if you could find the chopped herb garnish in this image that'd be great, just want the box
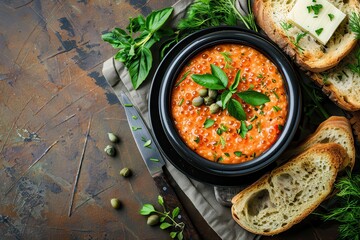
[150,158,159,162]
[307,4,323,15]
[220,52,233,64]
[124,103,133,107]
[216,128,223,135]
[204,118,215,128]
[224,152,230,157]
[272,90,280,99]
[194,136,200,143]
[328,13,334,21]
[278,124,284,131]
[273,105,282,112]
[251,152,256,158]
[178,98,184,106]
[220,136,226,148]
[315,28,323,36]
[256,121,262,133]
[348,48,360,76]
[132,126,142,131]
[175,70,191,87]
[238,120,249,139]
[257,73,264,79]
[234,151,242,157]
[280,21,293,31]
[143,139,152,148]
[250,115,258,122]
[217,157,223,162]
[132,115,138,120]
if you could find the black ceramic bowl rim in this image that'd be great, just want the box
[157,28,301,177]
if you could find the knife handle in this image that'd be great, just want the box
[153,171,202,240]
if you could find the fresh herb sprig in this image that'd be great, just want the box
[349,12,360,39]
[191,64,270,121]
[177,0,257,35]
[140,195,185,240]
[316,172,360,240]
[102,8,174,89]
[348,48,360,76]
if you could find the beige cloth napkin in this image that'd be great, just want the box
[102,1,256,239]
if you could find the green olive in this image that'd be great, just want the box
[204,96,215,106]
[147,214,160,226]
[192,96,204,107]
[208,89,218,99]
[120,167,132,178]
[110,198,121,209]
[198,88,208,97]
[104,145,116,156]
[209,103,221,114]
[108,133,119,143]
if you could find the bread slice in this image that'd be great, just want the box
[288,116,355,170]
[310,44,360,111]
[231,143,346,236]
[253,0,360,72]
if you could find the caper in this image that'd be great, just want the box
[108,133,119,143]
[208,89,218,99]
[104,145,116,156]
[110,198,121,209]
[192,96,204,107]
[147,214,160,226]
[204,96,215,106]
[120,167,132,177]
[209,103,221,114]
[198,88,208,97]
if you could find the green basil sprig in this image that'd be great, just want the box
[102,7,174,89]
[191,64,270,121]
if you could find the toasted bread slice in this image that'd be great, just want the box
[290,116,355,170]
[253,0,359,72]
[310,44,360,111]
[231,143,346,236]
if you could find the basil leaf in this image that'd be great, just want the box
[127,15,146,33]
[230,70,241,92]
[234,151,242,157]
[191,74,226,90]
[102,28,132,48]
[204,118,215,128]
[128,47,153,89]
[221,90,232,109]
[227,99,246,121]
[210,64,228,88]
[237,90,270,106]
[146,7,173,32]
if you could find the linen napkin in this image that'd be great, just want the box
[102,0,256,239]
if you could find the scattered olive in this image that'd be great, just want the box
[192,96,204,107]
[198,88,208,97]
[208,89,218,99]
[104,145,116,156]
[204,96,215,106]
[120,167,132,177]
[110,198,121,209]
[209,103,221,114]
[147,214,160,226]
[108,133,119,143]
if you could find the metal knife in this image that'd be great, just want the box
[119,91,201,240]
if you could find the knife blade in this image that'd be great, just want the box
[119,91,201,240]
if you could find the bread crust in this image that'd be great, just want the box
[231,143,346,235]
[253,0,359,73]
[295,116,355,170]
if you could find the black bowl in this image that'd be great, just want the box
[149,27,301,186]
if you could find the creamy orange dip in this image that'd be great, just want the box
[171,44,288,164]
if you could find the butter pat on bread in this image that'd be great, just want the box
[287,0,346,45]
